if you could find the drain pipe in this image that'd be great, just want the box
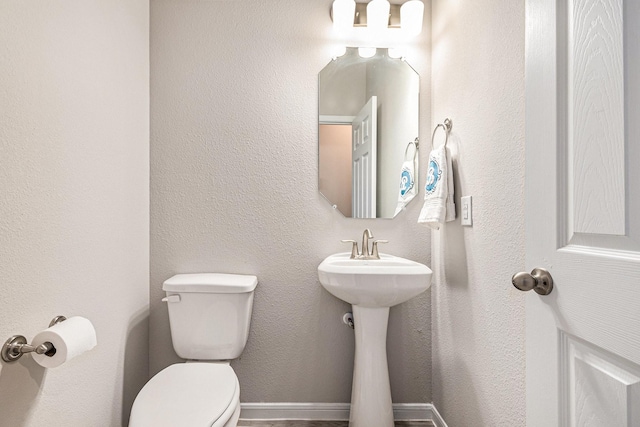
[342,312,354,329]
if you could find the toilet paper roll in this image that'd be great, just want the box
[31,316,97,368]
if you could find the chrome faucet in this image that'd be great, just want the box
[341,229,388,260]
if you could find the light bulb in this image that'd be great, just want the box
[388,48,403,59]
[358,47,377,58]
[332,45,347,58]
[332,0,356,32]
[367,0,390,34]
[400,0,424,37]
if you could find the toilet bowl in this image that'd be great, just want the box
[129,273,257,427]
[129,363,241,427]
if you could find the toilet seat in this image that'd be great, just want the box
[129,363,239,427]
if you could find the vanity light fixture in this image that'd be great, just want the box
[331,0,424,38]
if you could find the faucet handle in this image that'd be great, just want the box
[371,240,388,259]
[341,240,359,259]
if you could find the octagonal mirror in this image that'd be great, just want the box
[318,47,419,219]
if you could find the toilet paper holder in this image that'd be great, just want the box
[1,316,67,363]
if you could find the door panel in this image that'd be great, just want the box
[567,0,625,237]
[559,0,640,252]
[561,333,640,426]
[352,96,377,219]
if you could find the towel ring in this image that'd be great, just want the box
[431,118,453,149]
[404,137,419,161]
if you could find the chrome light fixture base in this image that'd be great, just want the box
[331,0,424,37]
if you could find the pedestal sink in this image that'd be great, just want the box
[318,252,432,427]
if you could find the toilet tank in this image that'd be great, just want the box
[162,273,257,360]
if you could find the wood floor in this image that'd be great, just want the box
[238,421,434,427]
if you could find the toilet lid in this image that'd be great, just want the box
[130,363,238,427]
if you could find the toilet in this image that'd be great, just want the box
[129,273,258,427]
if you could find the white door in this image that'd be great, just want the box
[525,0,640,425]
[352,96,377,219]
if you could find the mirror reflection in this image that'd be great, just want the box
[318,47,419,218]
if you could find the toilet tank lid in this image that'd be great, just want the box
[163,273,258,293]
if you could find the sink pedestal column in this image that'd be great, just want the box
[350,305,394,427]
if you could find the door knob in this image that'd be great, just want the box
[512,268,553,295]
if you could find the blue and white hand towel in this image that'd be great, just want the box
[394,157,418,216]
[418,145,455,229]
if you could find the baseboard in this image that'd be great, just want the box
[240,402,448,426]
[428,404,448,427]
[240,403,350,421]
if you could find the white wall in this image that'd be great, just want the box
[150,0,432,404]
[367,58,420,217]
[319,58,367,117]
[431,0,526,425]
[0,1,149,425]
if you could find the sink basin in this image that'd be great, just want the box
[318,251,432,427]
[318,252,432,307]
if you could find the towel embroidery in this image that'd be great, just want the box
[425,158,442,194]
[400,168,414,197]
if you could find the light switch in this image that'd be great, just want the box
[461,196,472,226]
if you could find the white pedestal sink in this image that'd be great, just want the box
[318,252,432,427]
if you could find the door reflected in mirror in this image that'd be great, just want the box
[318,47,419,219]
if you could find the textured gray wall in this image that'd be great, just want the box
[150,0,433,404]
[431,0,526,425]
[0,1,149,425]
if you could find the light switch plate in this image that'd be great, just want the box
[461,196,472,226]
